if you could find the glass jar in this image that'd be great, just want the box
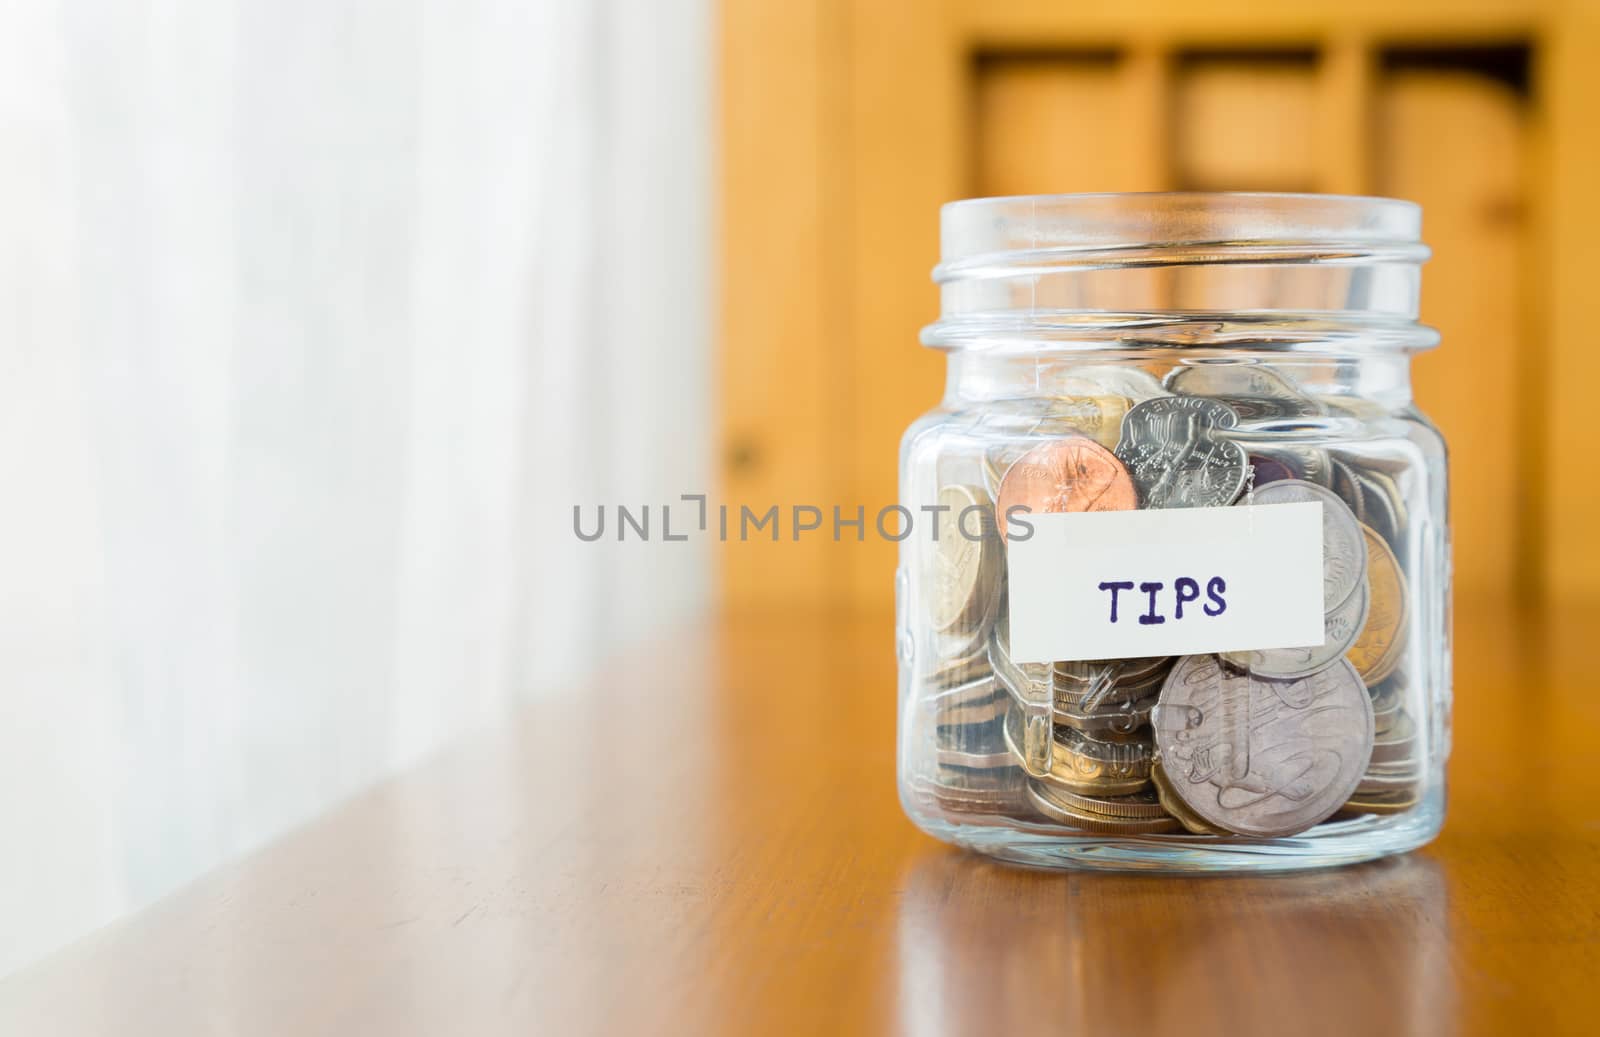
[896,193,1449,872]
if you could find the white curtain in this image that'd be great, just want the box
[0,0,710,977]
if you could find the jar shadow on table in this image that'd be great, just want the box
[892,848,1452,1036]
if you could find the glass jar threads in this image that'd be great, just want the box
[896,193,1449,872]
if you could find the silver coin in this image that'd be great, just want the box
[910,766,1028,817]
[1165,363,1324,422]
[1370,711,1418,765]
[1003,702,1153,795]
[1220,577,1369,680]
[929,676,1006,728]
[934,744,1015,771]
[1052,691,1157,741]
[1331,458,1367,525]
[1115,396,1248,508]
[1355,468,1406,545]
[1243,479,1367,611]
[1053,655,1170,685]
[987,613,1053,708]
[1152,655,1374,837]
[923,484,1001,634]
[922,637,992,691]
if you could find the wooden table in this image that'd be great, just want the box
[1,601,1596,1035]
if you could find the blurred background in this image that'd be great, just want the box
[3,0,1596,979]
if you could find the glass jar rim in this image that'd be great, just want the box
[936,191,1426,275]
[925,192,1435,353]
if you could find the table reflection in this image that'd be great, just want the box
[895,848,1452,1037]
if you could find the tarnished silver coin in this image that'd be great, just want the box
[1244,479,1366,610]
[1220,577,1369,680]
[1165,363,1325,422]
[1152,655,1374,837]
[1115,396,1248,508]
[923,484,1000,633]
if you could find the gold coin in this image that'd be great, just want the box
[1029,782,1170,820]
[1025,782,1181,833]
[1151,761,1228,836]
[1354,771,1420,797]
[1338,788,1420,816]
[1002,703,1151,796]
[1346,523,1409,685]
[1038,394,1132,451]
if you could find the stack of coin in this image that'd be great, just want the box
[909,481,1025,818]
[1220,479,1371,682]
[983,451,1177,830]
[910,359,1426,838]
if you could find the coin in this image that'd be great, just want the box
[910,769,1028,817]
[1355,469,1405,546]
[1346,524,1409,685]
[1318,395,1391,420]
[1115,396,1248,508]
[1003,703,1152,796]
[995,436,1138,539]
[1221,577,1369,680]
[1165,363,1324,422]
[1057,364,1170,403]
[1152,655,1375,837]
[1151,760,1229,836]
[924,484,1001,632]
[935,744,1015,771]
[1339,788,1420,816]
[1052,693,1156,742]
[929,676,1006,728]
[1237,444,1335,493]
[1247,452,1298,487]
[1054,655,1170,686]
[988,612,1052,703]
[1354,769,1421,797]
[924,635,992,691]
[1370,711,1418,765]
[1025,782,1182,834]
[1369,676,1405,735]
[994,640,1162,739]
[1332,458,1367,526]
[1243,479,1367,611]
[1030,783,1171,820]
[1039,395,1132,451]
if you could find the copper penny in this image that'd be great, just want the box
[995,437,1136,540]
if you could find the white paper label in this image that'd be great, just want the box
[1006,502,1325,664]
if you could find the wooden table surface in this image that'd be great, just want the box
[1,600,1596,1035]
